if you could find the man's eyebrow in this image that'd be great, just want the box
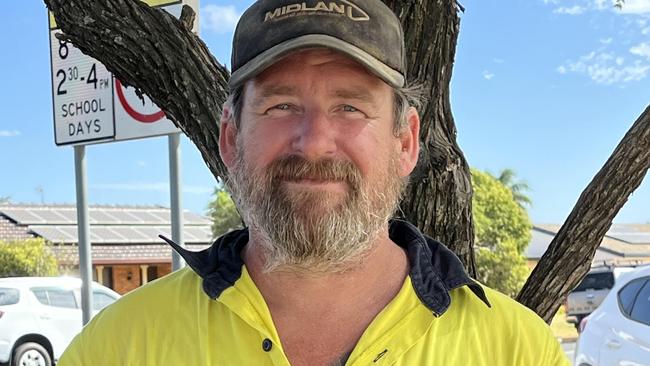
[253,85,299,105]
[333,89,376,104]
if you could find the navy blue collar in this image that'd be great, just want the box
[161,219,490,316]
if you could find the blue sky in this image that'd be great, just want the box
[0,0,648,224]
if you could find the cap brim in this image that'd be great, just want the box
[228,34,405,89]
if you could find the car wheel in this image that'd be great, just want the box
[12,342,51,366]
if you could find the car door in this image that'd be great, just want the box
[600,278,650,366]
[30,286,83,357]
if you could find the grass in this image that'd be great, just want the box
[550,305,578,341]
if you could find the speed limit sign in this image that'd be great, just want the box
[48,0,198,146]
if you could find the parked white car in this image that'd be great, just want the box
[575,264,650,366]
[0,277,120,366]
[566,263,637,331]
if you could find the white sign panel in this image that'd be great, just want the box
[113,73,180,141]
[49,0,198,146]
[50,31,115,145]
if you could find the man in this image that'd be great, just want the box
[60,0,569,365]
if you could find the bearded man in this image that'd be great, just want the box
[59,0,569,365]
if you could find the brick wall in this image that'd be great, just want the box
[109,262,173,295]
[112,264,142,294]
[158,263,172,277]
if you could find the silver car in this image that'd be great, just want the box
[0,277,120,366]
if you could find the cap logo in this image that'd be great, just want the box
[264,1,370,22]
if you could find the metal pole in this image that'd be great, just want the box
[74,145,93,325]
[169,133,185,270]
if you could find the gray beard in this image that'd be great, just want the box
[228,153,404,274]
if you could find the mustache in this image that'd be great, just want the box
[265,155,362,186]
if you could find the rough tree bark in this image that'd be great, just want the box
[45,0,650,322]
[383,0,476,276]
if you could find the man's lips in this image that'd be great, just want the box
[282,177,348,190]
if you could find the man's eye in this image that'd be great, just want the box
[274,104,290,110]
[342,105,359,112]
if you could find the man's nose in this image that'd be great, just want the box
[291,110,337,160]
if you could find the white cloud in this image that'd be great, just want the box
[559,51,650,84]
[554,5,587,14]
[201,5,241,34]
[593,0,609,10]
[482,71,495,80]
[600,37,613,44]
[493,58,505,63]
[93,182,212,195]
[0,130,20,137]
[136,160,146,167]
[617,0,650,14]
[630,42,650,58]
[642,27,650,34]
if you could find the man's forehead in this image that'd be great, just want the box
[244,48,387,93]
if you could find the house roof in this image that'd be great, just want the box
[0,204,214,264]
[528,223,650,261]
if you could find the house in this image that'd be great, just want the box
[527,224,650,269]
[0,204,213,294]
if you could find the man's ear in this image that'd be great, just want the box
[398,107,420,177]
[219,106,238,168]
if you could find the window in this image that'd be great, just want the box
[102,267,114,289]
[31,287,78,309]
[0,288,19,305]
[618,278,647,316]
[92,291,116,311]
[630,280,650,325]
[147,266,159,282]
[572,272,615,292]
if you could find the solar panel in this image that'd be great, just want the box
[30,226,77,243]
[607,233,650,244]
[147,211,170,223]
[89,210,122,224]
[113,227,152,243]
[30,210,71,224]
[186,227,212,242]
[53,209,77,223]
[184,211,211,224]
[3,208,47,224]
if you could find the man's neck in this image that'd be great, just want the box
[243,231,409,316]
[243,231,410,366]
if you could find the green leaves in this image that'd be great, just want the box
[472,169,531,297]
[206,185,243,239]
[0,238,59,277]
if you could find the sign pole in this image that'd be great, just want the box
[74,145,94,325]
[169,133,185,270]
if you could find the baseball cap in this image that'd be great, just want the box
[229,0,406,89]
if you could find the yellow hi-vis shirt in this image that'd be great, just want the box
[59,221,570,365]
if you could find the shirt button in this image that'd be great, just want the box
[262,338,273,352]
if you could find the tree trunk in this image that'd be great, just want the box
[45,0,650,322]
[517,106,650,322]
[383,0,476,276]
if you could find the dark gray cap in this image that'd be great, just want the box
[229,0,406,89]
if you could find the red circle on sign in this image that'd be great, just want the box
[115,79,165,123]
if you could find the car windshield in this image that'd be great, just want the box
[573,272,615,292]
[0,288,20,305]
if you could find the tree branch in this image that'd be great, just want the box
[517,106,650,322]
[45,0,229,179]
